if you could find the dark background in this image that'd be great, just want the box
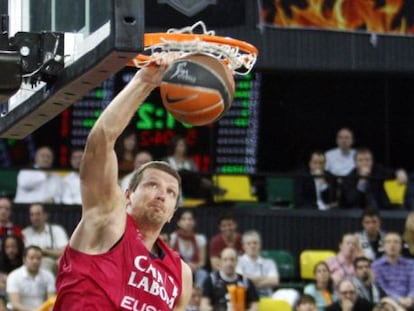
[2,71,414,173]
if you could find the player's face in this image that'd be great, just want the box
[129,168,179,226]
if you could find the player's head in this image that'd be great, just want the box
[126,161,182,224]
[128,161,181,193]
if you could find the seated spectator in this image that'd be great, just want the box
[402,212,414,258]
[325,127,356,178]
[0,235,24,304]
[304,261,338,311]
[372,232,414,311]
[236,230,279,297]
[0,196,23,246]
[6,245,56,311]
[325,278,373,311]
[115,129,139,177]
[61,148,83,205]
[341,147,408,210]
[296,294,318,311]
[170,209,208,288]
[14,146,62,204]
[350,256,385,305]
[294,150,338,210]
[355,208,385,261]
[372,297,406,311]
[120,150,153,192]
[326,233,362,287]
[22,203,68,275]
[209,213,243,271]
[201,247,259,311]
[163,135,225,201]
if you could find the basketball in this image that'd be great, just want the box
[160,54,235,126]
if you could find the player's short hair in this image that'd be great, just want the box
[128,161,182,207]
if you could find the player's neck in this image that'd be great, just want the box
[136,223,161,252]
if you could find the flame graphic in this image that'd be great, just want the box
[263,0,414,34]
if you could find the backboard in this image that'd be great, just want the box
[0,0,144,139]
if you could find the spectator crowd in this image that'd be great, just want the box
[0,127,414,310]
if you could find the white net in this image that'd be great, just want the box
[132,21,257,75]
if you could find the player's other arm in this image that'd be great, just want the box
[173,261,193,311]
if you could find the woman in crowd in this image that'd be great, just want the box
[115,129,139,177]
[326,232,362,287]
[170,209,208,287]
[164,135,225,201]
[0,235,24,308]
[304,261,338,311]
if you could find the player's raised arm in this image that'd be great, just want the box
[80,63,168,214]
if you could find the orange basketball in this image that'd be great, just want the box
[160,54,235,126]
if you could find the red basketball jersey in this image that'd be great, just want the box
[54,215,182,310]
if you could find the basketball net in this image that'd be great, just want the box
[131,21,258,75]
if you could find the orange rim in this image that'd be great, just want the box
[127,32,258,67]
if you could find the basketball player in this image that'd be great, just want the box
[54,57,193,310]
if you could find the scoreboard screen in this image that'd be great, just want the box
[64,68,261,173]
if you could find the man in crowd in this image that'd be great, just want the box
[201,247,259,311]
[236,230,279,297]
[61,148,84,205]
[341,148,393,209]
[355,208,385,260]
[22,203,68,274]
[325,127,356,178]
[372,232,414,311]
[6,245,55,310]
[209,213,243,271]
[14,146,62,204]
[294,150,337,210]
[326,278,373,311]
[350,256,385,305]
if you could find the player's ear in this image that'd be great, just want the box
[125,188,132,204]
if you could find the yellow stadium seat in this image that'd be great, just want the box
[212,174,258,202]
[384,179,407,205]
[35,296,56,311]
[258,297,292,311]
[300,249,336,280]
